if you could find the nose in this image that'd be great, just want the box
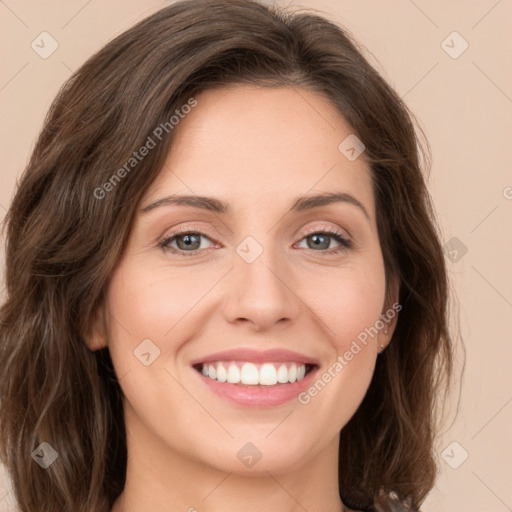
[222,243,301,332]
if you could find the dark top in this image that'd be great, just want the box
[342,490,418,512]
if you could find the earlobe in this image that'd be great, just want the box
[83,304,108,352]
[378,275,401,353]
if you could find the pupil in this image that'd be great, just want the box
[310,234,328,250]
[179,234,199,250]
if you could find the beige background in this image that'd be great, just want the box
[0,1,511,511]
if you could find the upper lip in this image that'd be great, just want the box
[190,348,319,366]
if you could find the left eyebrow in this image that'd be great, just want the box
[290,192,370,220]
[141,192,370,220]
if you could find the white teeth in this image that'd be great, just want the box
[200,361,309,386]
[288,363,297,383]
[227,364,241,384]
[276,364,288,383]
[259,363,277,385]
[240,363,259,385]
[216,363,227,383]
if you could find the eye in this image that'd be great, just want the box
[296,228,352,254]
[159,228,215,256]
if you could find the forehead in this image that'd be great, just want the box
[143,85,375,220]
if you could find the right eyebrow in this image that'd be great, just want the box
[141,194,230,214]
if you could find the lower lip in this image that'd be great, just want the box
[193,366,318,407]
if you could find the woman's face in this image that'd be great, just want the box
[91,85,396,476]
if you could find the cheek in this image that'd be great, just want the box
[103,261,214,434]
[102,263,173,383]
[301,258,387,350]
[106,260,214,348]
[294,269,385,438]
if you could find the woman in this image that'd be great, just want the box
[0,1,454,511]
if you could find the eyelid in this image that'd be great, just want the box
[159,223,217,242]
[299,223,350,240]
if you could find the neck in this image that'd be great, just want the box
[111,409,346,512]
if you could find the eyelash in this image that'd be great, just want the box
[158,225,353,257]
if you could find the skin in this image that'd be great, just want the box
[86,85,398,512]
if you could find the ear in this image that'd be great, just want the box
[83,302,109,352]
[377,273,401,353]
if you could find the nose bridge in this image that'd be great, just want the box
[222,232,299,330]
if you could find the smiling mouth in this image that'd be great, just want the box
[193,361,317,386]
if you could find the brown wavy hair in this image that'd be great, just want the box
[0,1,456,511]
